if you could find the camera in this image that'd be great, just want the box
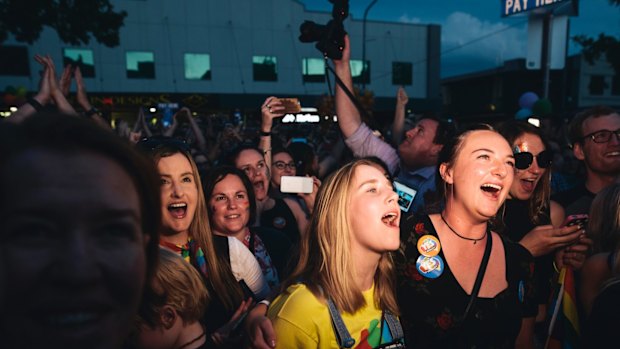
[298,0,349,60]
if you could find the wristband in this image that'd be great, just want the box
[258,299,271,307]
[84,107,99,117]
[259,130,271,137]
[27,98,44,112]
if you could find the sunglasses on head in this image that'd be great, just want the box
[136,136,190,153]
[513,150,552,170]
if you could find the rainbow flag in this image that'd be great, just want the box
[545,267,580,349]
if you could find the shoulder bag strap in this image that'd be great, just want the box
[462,230,493,320]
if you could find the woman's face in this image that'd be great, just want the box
[208,174,251,239]
[348,164,401,258]
[443,131,515,221]
[0,149,147,349]
[157,153,198,237]
[509,132,547,200]
[235,149,270,201]
[271,152,296,188]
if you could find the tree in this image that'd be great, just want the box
[0,0,127,47]
[572,0,620,73]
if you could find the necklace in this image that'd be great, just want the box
[440,214,487,244]
[178,329,206,349]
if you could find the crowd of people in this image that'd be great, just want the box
[1,34,620,349]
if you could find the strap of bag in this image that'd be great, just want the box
[461,230,493,320]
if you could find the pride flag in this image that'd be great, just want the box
[545,267,580,349]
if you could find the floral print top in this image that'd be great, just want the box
[395,214,535,348]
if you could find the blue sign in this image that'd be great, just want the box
[501,0,575,17]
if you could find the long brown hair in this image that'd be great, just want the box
[286,158,399,315]
[148,145,244,312]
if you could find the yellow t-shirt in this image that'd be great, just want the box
[267,283,396,349]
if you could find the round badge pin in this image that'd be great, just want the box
[417,235,441,257]
[416,255,444,279]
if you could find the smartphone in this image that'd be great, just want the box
[280,98,301,114]
[281,176,313,194]
[561,214,589,228]
[393,181,417,213]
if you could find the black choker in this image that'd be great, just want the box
[441,214,487,244]
[178,329,206,349]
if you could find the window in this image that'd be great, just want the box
[0,46,29,76]
[63,48,95,77]
[184,53,211,80]
[302,58,325,83]
[126,51,155,79]
[588,75,606,96]
[612,75,620,96]
[253,56,277,81]
[392,62,412,85]
[350,60,370,84]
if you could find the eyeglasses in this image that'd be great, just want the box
[581,128,620,143]
[273,161,297,170]
[513,150,552,170]
[136,136,190,153]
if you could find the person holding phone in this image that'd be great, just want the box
[496,120,589,346]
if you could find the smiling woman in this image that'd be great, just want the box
[0,114,161,349]
[396,124,536,347]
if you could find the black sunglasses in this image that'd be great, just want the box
[513,150,552,170]
[136,136,190,153]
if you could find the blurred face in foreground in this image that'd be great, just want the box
[0,149,147,349]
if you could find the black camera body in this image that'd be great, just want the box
[298,0,349,60]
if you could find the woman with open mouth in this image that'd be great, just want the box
[138,137,270,347]
[396,125,536,347]
[497,120,589,346]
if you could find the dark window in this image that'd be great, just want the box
[612,75,620,96]
[302,58,325,83]
[126,51,155,79]
[588,75,606,96]
[63,48,95,77]
[350,60,370,84]
[0,46,30,76]
[392,62,412,85]
[184,53,211,80]
[253,56,277,81]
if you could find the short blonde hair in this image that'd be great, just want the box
[287,158,399,315]
[137,247,209,327]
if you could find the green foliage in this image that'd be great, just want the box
[572,0,620,73]
[0,0,127,47]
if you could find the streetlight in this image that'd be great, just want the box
[362,0,378,91]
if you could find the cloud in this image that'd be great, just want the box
[398,13,421,24]
[440,11,527,76]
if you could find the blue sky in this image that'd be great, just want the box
[298,0,620,77]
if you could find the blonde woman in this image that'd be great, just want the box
[267,158,405,348]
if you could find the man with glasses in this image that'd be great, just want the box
[553,106,620,216]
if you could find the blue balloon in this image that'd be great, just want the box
[518,92,539,109]
[515,108,532,120]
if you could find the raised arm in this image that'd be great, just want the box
[181,107,208,152]
[392,86,408,146]
[259,97,286,169]
[332,35,362,138]
[74,66,109,128]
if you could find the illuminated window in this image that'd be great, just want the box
[184,53,211,80]
[0,46,29,76]
[63,48,95,77]
[302,58,325,83]
[126,51,155,79]
[392,62,412,85]
[350,60,370,84]
[253,56,277,81]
